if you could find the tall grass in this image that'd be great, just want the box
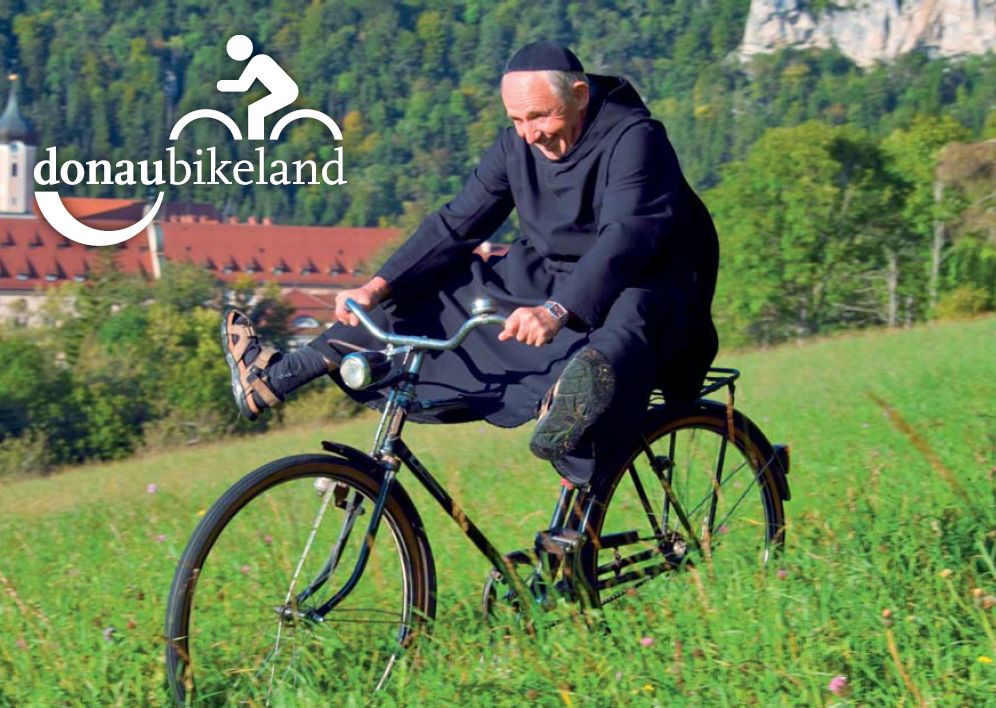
[1,318,993,705]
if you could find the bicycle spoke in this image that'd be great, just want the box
[593,413,783,610]
[167,466,423,702]
[683,457,751,520]
[628,464,664,538]
[713,453,778,537]
[267,487,338,696]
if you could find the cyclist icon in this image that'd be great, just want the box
[168,34,343,142]
[216,34,299,140]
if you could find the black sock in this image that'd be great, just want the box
[263,345,331,398]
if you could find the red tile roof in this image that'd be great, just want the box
[282,288,337,335]
[0,216,152,290]
[282,288,336,311]
[159,221,400,289]
[0,196,402,293]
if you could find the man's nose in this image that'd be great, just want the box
[523,121,540,144]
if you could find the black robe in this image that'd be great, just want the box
[310,74,719,442]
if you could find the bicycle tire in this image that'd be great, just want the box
[582,399,787,605]
[164,453,436,704]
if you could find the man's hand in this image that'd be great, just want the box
[334,277,391,326]
[498,305,563,347]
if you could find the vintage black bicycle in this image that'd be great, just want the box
[164,298,790,703]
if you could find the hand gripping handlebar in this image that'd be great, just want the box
[344,297,506,352]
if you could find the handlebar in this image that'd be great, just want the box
[345,298,506,352]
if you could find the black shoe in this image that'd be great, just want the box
[530,347,615,461]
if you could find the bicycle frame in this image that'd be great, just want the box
[298,344,548,618]
[293,342,750,621]
[285,302,773,621]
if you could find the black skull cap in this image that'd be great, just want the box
[504,41,584,74]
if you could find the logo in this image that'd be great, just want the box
[34,35,345,247]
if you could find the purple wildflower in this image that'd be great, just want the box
[828,675,848,695]
[146,483,158,494]
[640,637,654,647]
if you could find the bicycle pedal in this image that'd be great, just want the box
[535,528,585,557]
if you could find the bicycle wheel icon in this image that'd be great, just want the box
[169,107,341,142]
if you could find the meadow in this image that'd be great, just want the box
[1,317,993,706]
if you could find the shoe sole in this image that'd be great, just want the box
[220,311,259,422]
[530,348,615,461]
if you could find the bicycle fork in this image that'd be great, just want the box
[291,360,417,621]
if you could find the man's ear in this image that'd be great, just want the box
[573,81,590,111]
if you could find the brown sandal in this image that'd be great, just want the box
[221,308,283,421]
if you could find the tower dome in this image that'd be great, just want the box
[0,76,36,145]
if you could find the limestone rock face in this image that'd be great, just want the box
[740,0,996,67]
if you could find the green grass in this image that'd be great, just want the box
[1,318,994,705]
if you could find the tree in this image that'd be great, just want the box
[936,139,996,308]
[882,116,972,313]
[708,122,896,345]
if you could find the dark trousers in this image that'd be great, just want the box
[265,282,712,486]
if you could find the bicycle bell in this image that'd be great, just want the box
[471,297,497,316]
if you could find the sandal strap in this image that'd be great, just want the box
[226,316,256,362]
[255,346,278,369]
[247,370,282,407]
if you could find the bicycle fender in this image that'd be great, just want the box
[321,440,381,471]
[319,441,435,536]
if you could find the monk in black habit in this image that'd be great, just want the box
[222,42,720,486]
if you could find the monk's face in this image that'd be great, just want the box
[501,72,589,160]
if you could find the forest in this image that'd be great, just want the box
[0,0,993,469]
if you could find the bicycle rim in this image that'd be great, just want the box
[590,408,784,606]
[166,460,425,703]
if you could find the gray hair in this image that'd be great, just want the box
[543,70,588,107]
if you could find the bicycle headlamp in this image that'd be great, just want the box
[340,352,391,390]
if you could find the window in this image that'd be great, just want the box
[11,163,17,178]
[292,316,320,329]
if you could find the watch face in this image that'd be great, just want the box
[545,301,567,322]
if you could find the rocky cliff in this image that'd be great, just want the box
[740,0,996,67]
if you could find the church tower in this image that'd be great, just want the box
[0,75,37,214]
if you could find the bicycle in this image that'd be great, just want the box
[164,298,791,703]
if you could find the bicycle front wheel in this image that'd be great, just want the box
[586,400,787,605]
[164,454,436,704]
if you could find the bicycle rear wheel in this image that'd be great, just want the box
[585,400,787,605]
[164,454,435,704]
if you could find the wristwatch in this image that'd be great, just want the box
[543,300,569,326]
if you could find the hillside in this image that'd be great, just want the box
[1,317,993,703]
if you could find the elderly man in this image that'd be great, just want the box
[222,41,719,485]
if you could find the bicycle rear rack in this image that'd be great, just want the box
[699,367,740,398]
[649,367,740,407]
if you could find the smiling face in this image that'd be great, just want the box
[500,71,589,160]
